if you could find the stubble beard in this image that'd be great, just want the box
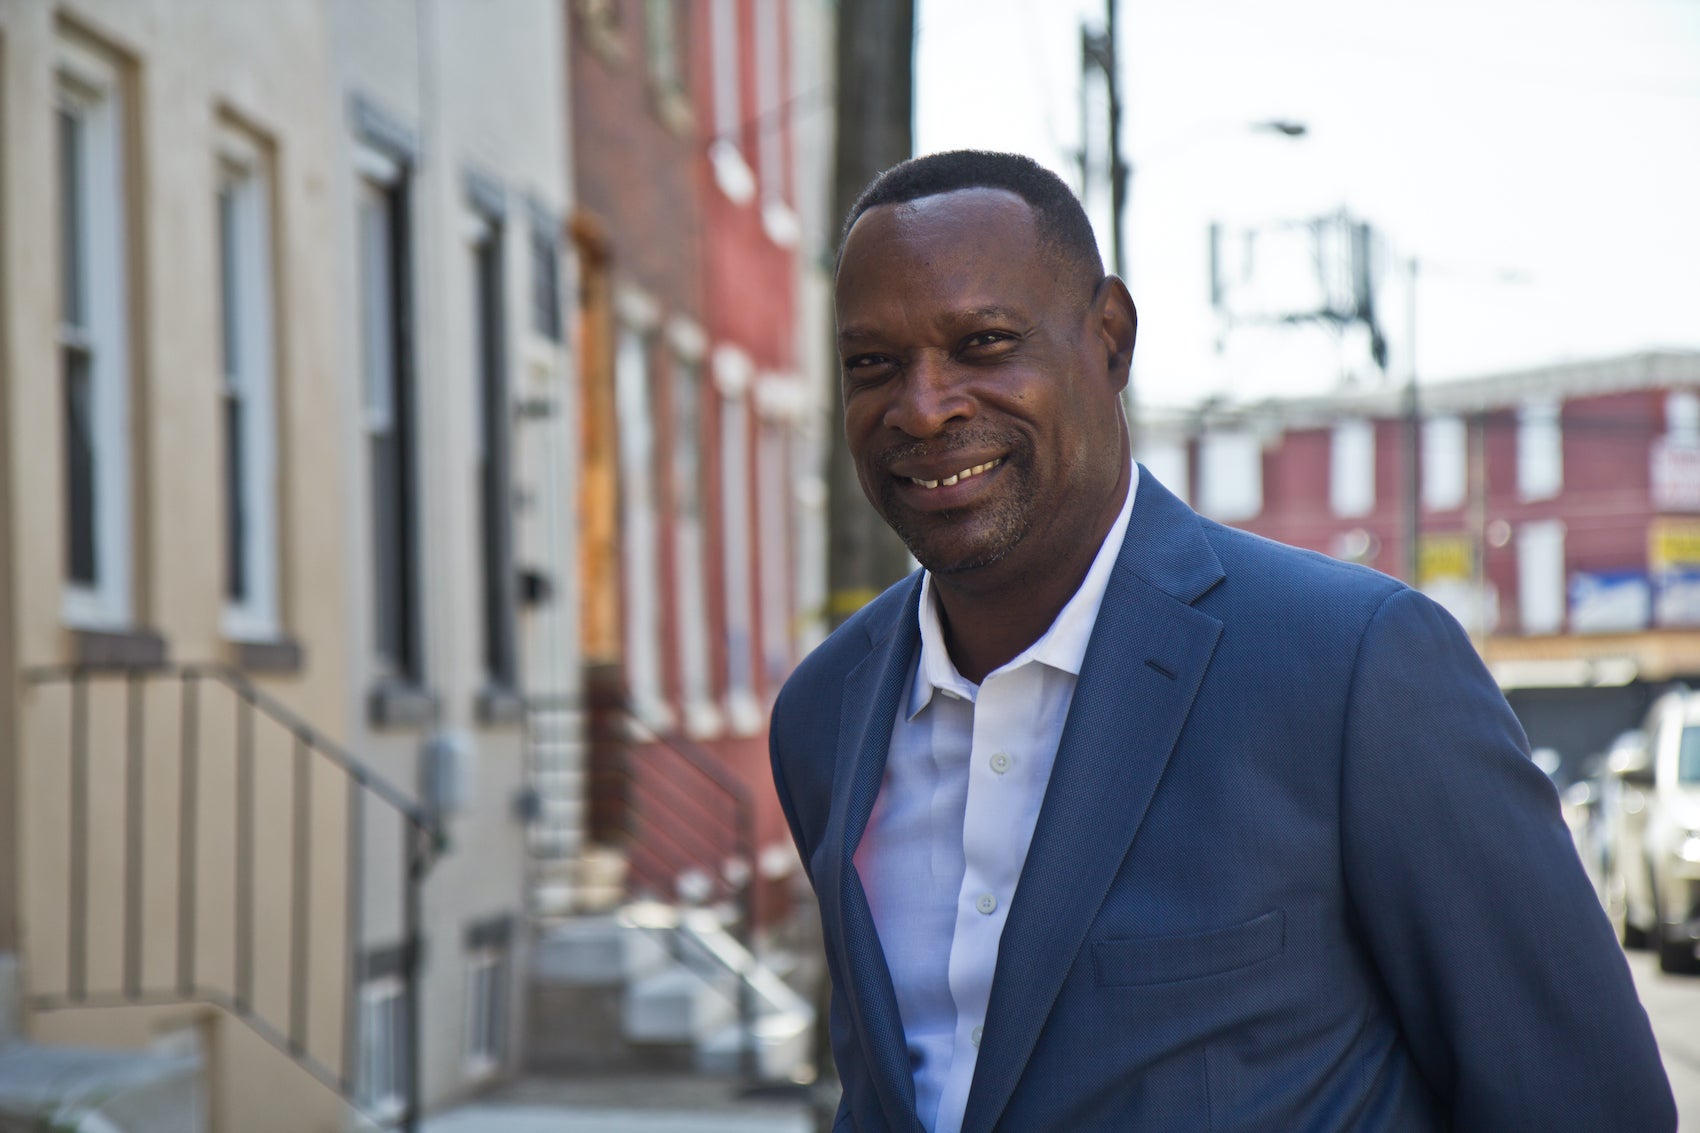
[874,448,1035,577]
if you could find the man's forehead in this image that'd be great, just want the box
[845,188,1037,255]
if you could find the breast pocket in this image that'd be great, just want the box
[1092,909,1285,987]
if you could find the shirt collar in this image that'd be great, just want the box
[908,462,1140,719]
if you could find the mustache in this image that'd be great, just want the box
[873,427,1020,474]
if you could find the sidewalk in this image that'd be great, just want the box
[423,1073,819,1133]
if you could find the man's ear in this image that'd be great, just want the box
[1094,275,1138,392]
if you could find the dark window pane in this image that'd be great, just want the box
[64,347,97,584]
[476,235,515,684]
[219,185,240,380]
[371,430,403,668]
[225,394,247,600]
[58,108,84,329]
[530,228,561,341]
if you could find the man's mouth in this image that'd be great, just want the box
[906,458,1002,490]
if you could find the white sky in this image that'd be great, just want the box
[915,0,1700,409]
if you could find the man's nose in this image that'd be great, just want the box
[882,354,972,438]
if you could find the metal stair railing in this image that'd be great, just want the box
[22,662,442,1132]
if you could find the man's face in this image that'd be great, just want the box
[835,188,1133,583]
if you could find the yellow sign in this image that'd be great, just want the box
[1417,534,1474,586]
[1650,519,1700,571]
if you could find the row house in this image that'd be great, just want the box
[564,0,830,933]
[0,1,578,1129]
[1137,350,1700,773]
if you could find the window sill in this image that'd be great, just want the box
[72,627,168,670]
[227,637,305,675]
[368,681,438,729]
[475,685,526,728]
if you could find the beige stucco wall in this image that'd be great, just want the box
[0,0,581,1127]
[326,0,577,1114]
[1,0,358,1128]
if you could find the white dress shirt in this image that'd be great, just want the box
[853,465,1139,1133]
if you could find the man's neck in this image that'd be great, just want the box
[932,559,1097,684]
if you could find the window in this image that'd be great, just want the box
[218,130,282,642]
[715,346,761,732]
[358,972,408,1119]
[530,214,563,342]
[357,155,422,683]
[1422,415,1467,512]
[57,43,132,628]
[753,0,797,245]
[1137,436,1190,504]
[1517,519,1566,635]
[707,0,755,203]
[644,0,688,102]
[1517,399,1562,501]
[615,319,667,725]
[670,326,719,735]
[1198,430,1262,522]
[463,916,512,1076]
[470,209,517,692]
[1329,419,1374,518]
[756,410,793,684]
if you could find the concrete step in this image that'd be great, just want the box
[697,1007,814,1080]
[623,968,735,1045]
[533,915,670,988]
[0,1043,202,1133]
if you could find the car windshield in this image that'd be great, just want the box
[1682,725,1700,784]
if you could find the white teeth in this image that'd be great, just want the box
[909,458,1001,489]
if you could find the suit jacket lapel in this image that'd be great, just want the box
[962,471,1226,1133]
[816,575,925,1132]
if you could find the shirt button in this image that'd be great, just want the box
[975,893,998,915]
[989,752,1011,774]
[971,1025,984,1047]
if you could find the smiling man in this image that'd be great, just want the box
[769,151,1673,1133]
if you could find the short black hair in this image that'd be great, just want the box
[839,150,1105,285]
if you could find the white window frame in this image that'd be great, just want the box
[358,974,408,1121]
[466,205,520,692]
[670,322,721,737]
[1517,398,1563,502]
[1518,519,1567,635]
[715,346,762,734]
[1198,430,1263,522]
[615,307,669,728]
[1422,414,1467,512]
[217,128,282,643]
[753,0,798,246]
[355,145,423,683]
[756,410,793,684]
[1329,418,1375,518]
[462,945,507,1078]
[1137,435,1190,505]
[57,42,133,630]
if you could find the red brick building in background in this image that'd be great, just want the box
[1137,350,1700,775]
[565,0,827,929]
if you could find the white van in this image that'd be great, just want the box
[1607,690,1700,973]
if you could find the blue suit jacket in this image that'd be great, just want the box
[770,469,1674,1132]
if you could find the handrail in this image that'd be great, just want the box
[528,691,760,1079]
[21,662,441,1132]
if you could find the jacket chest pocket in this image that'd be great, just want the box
[1092,908,1284,987]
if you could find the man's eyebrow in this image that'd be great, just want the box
[837,307,1031,346]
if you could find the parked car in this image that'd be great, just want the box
[1605,692,1700,973]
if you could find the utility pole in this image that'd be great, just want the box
[1080,0,1133,441]
[824,0,915,629]
[1403,257,1421,586]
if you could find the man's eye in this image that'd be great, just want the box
[843,354,894,377]
[961,331,1013,352]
